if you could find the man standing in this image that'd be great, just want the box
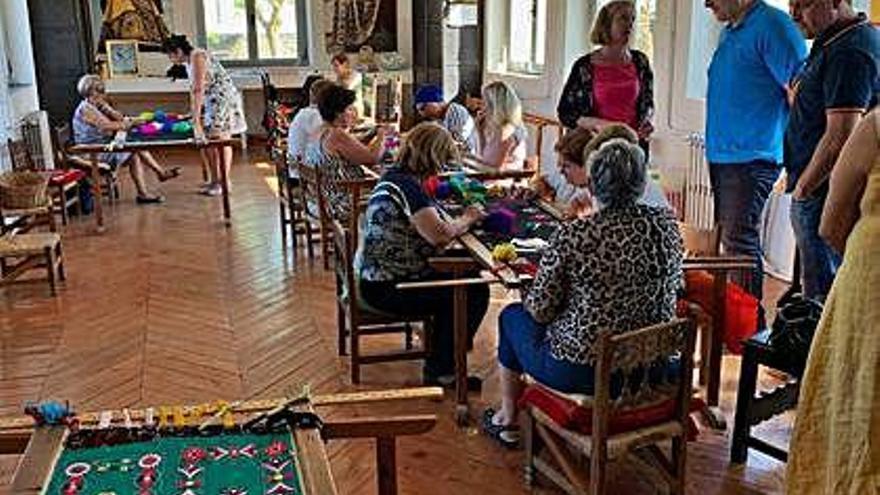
[705,0,807,305]
[785,0,879,301]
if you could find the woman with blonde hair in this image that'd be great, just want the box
[478,81,527,171]
[557,0,654,151]
[355,123,489,386]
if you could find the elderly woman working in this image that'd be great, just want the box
[355,123,489,386]
[482,137,683,447]
[72,74,181,204]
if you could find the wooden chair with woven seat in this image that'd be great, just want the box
[48,126,86,225]
[274,151,311,254]
[0,144,56,235]
[0,231,66,296]
[330,217,432,384]
[522,318,697,495]
[294,161,334,268]
[679,222,721,385]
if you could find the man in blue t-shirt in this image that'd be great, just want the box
[785,0,879,301]
[705,0,807,304]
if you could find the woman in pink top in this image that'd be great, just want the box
[557,0,654,151]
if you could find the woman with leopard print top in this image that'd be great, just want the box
[482,137,683,447]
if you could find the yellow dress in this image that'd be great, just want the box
[786,114,880,494]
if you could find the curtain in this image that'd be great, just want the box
[324,0,382,53]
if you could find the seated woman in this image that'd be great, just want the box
[288,78,333,162]
[304,84,386,221]
[72,74,181,204]
[355,123,489,385]
[477,81,527,171]
[414,84,478,154]
[533,124,670,216]
[482,138,683,447]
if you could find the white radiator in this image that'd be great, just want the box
[19,110,55,170]
[684,133,714,229]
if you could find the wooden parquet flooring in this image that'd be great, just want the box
[0,148,792,494]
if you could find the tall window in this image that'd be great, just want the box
[198,0,308,65]
[507,0,547,74]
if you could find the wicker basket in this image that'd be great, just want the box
[0,171,50,210]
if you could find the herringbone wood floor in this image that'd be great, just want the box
[0,148,792,494]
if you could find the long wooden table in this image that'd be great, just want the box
[444,199,755,429]
[1,387,442,495]
[68,136,241,233]
[333,164,534,424]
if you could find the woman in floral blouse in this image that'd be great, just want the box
[482,138,683,447]
[556,0,654,151]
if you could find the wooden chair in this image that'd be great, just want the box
[0,232,65,296]
[679,222,721,386]
[522,112,565,174]
[295,161,334,268]
[523,318,697,495]
[274,150,312,253]
[48,126,85,225]
[1,141,57,235]
[330,217,432,384]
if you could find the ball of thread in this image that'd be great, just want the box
[492,243,518,263]
[435,181,451,200]
[153,110,167,123]
[139,111,154,122]
[423,176,440,197]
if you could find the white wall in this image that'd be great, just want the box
[0,0,41,171]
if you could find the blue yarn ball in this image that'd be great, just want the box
[436,181,452,200]
[153,110,167,123]
[161,121,175,133]
[39,401,70,424]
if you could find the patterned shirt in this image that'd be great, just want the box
[525,204,684,365]
[443,102,478,154]
[355,169,438,282]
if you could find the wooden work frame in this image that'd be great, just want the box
[1,387,443,495]
[105,40,140,79]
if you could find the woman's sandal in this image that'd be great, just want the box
[159,167,183,182]
[481,408,520,449]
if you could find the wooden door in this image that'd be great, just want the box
[28,0,94,126]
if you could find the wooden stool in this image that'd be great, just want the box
[0,233,65,296]
[730,329,800,464]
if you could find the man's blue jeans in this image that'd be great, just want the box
[709,161,780,302]
[790,190,841,301]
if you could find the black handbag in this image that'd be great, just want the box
[768,294,824,377]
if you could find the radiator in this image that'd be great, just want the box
[684,133,714,229]
[19,110,55,170]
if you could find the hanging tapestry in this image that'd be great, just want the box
[99,0,170,51]
[324,0,398,54]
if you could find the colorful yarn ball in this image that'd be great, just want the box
[435,181,452,200]
[161,121,176,133]
[423,176,440,197]
[172,121,193,134]
[153,110,167,122]
[139,111,155,121]
[139,122,161,136]
[492,243,518,263]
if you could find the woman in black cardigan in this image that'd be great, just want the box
[557,0,654,149]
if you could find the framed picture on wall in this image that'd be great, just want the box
[105,40,139,78]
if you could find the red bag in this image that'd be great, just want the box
[683,270,759,354]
